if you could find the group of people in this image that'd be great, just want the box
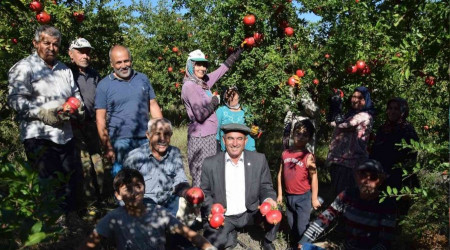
[7,25,419,250]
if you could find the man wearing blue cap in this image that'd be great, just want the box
[200,123,279,250]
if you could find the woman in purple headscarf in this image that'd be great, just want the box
[370,98,418,189]
[327,86,375,197]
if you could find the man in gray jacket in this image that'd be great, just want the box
[200,124,279,250]
[8,25,84,215]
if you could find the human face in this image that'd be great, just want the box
[292,126,310,149]
[115,178,145,207]
[33,33,60,66]
[223,131,247,160]
[146,122,172,158]
[228,93,239,107]
[351,91,366,111]
[355,170,383,199]
[110,47,132,79]
[69,48,91,70]
[386,101,402,123]
[194,61,208,79]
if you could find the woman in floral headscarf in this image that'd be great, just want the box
[370,98,418,189]
[181,48,243,187]
[327,86,375,197]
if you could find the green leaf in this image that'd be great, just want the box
[24,232,46,246]
[387,186,392,195]
[379,197,386,203]
[31,221,42,234]
[422,190,427,197]
[393,188,398,195]
[405,67,410,79]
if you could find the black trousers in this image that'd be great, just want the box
[330,163,356,198]
[24,138,83,213]
[203,209,280,249]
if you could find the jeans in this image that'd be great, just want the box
[286,190,312,244]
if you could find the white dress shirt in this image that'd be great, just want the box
[225,152,247,216]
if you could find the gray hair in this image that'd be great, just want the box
[109,45,132,62]
[147,118,173,134]
[33,25,61,45]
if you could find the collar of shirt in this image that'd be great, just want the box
[33,52,59,70]
[225,151,244,166]
[148,145,172,161]
[108,69,137,82]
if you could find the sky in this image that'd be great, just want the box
[119,0,322,23]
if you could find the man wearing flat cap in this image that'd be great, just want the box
[200,123,279,250]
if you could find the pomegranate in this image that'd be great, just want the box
[266,210,282,225]
[211,203,225,215]
[209,213,225,229]
[259,202,272,216]
[185,187,205,204]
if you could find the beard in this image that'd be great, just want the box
[114,67,132,79]
[358,184,377,196]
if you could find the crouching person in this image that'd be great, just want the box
[81,168,216,250]
[123,118,190,216]
[299,160,396,250]
[200,124,280,250]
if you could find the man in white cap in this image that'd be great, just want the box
[68,38,109,204]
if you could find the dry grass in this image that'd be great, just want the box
[171,125,191,183]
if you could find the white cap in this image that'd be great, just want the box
[69,38,93,50]
[187,49,208,62]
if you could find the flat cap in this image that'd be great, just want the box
[355,159,385,174]
[221,123,251,135]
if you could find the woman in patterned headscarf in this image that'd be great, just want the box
[181,48,243,187]
[370,97,418,189]
[327,86,375,197]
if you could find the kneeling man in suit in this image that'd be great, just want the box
[200,123,279,250]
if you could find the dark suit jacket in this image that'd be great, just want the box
[200,150,276,218]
